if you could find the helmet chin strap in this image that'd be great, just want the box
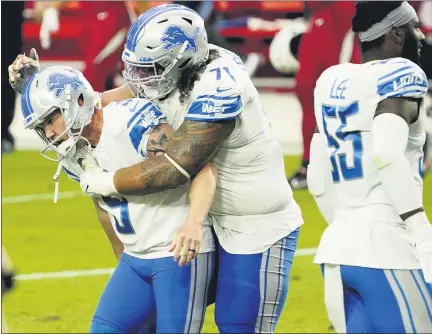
[52,136,92,203]
[52,137,78,203]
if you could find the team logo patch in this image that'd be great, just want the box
[47,73,84,98]
[160,25,199,53]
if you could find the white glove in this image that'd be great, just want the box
[40,7,60,50]
[80,169,118,198]
[8,48,40,94]
[78,155,119,198]
[406,212,432,283]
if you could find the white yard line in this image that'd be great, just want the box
[15,268,115,281]
[5,191,318,281]
[2,191,82,204]
[15,247,318,281]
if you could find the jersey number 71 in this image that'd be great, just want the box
[321,101,364,183]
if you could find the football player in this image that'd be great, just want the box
[308,1,432,332]
[19,65,217,333]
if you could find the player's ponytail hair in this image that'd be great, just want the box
[177,48,221,104]
[352,1,404,52]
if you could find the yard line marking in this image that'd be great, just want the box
[15,248,318,281]
[2,191,82,204]
[16,268,115,281]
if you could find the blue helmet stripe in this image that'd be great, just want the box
[127,4,198,52]
[21,74,37,121]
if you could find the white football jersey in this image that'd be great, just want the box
[62,98,215,259]
[158,45,303,254]
[313,57,428,269]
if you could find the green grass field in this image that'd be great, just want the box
[2,151,431,333]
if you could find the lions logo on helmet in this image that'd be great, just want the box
[47,72,84,98]
[161,25,199,53]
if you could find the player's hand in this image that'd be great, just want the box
[8,48,40,94]
[169,219,202,267]
[407,212,432,283]
[79,165,118,199]
[39,7,60,50]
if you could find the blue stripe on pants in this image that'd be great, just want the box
[325,265,432,333]
[215,228,300,333]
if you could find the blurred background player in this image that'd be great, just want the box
[173,0,264,77]
[2,247,15,333]
[1,1,25,154]
[288,1,361,189]
[309,1,432,332]
[33,1,131,92]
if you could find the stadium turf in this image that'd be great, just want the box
[2,151,431,333]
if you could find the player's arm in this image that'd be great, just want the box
[373,97,422,219]
[307,127,336,224]
[33,1,64,21]
[112,119,235,195]
[373,97,432,282]
[170,162,218,266]
[93,199,124,262]
[101,84,135,107]
[80,89,240,197]
[134,1,154,15]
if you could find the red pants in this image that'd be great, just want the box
[80,3,131,92]
[295,1,360,162]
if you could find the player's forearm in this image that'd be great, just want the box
[187,163,218,226]
[113,154,189,196]
[113,120,234,196]
[101,84,134,107]
[372,113,424,218]
[34,1,64,20]
[134,1,154,15]
[35,1,64,11]
[93,200,124,261]
[307,133,336,223]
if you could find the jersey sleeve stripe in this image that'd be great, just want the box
[128,105,165,155]
[381,88,428,99]
[185,95,242,121]
[63,167,80,183]
[126,102,152,129]
[377,65,414,83]
[195,94,239,101]
[377,73,428,97]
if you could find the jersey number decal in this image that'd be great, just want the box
[102,197,135,235]
[210,67,236,82]
[322,101,364,183]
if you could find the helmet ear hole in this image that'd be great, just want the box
[182,17,193,25]
[178,58,191,69]
[77,93,84,106]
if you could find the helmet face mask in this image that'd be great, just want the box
[122,4,209,101]
[33,107,86,162]
[123,57,174,100]
[21,66,96,161]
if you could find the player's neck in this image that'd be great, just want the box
[361,48,397,63]
[81,108,103,146]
